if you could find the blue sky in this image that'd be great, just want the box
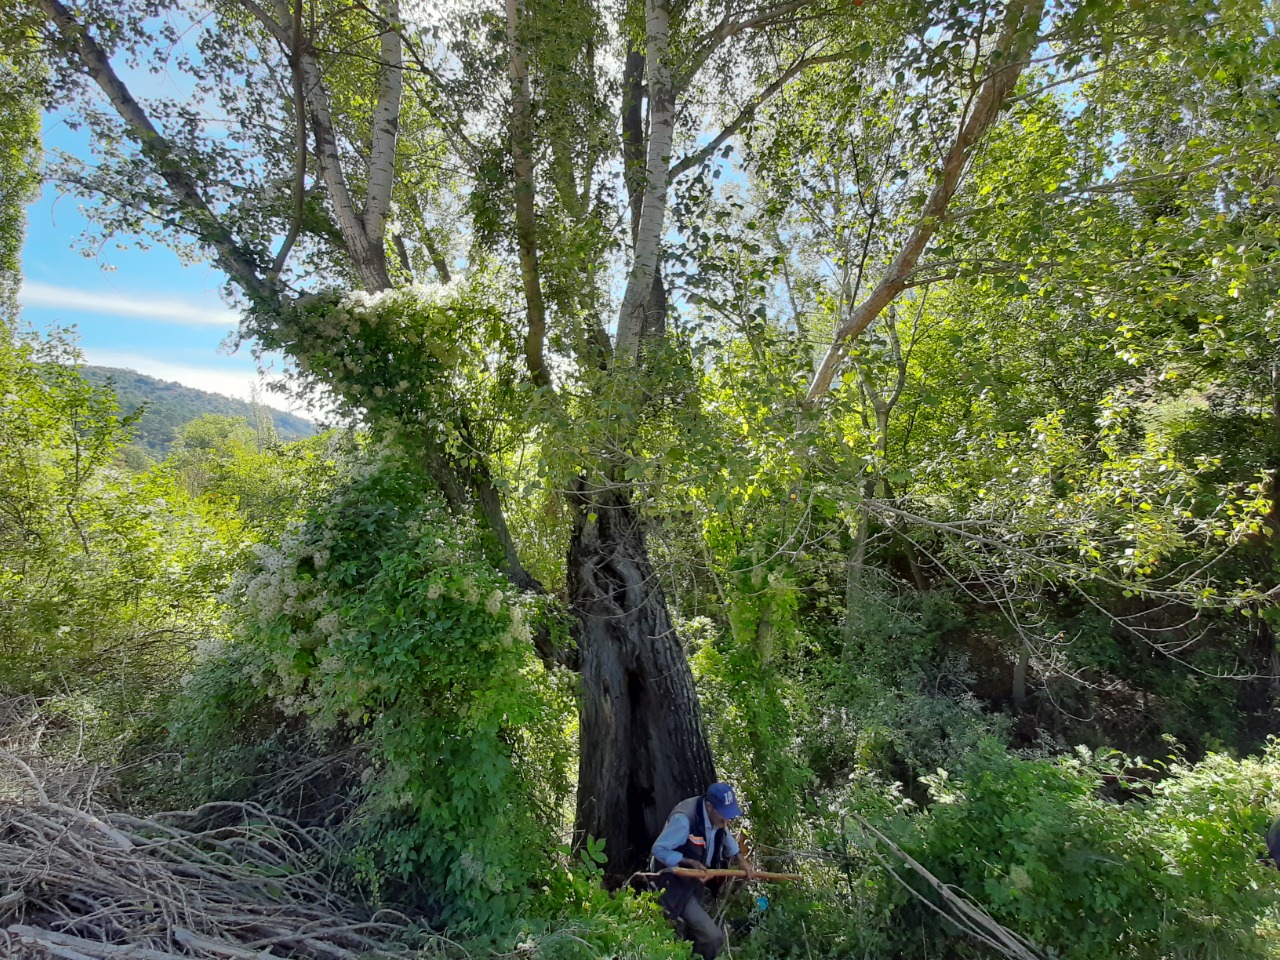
[18,110,303,414]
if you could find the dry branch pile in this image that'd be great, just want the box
[0,699,416,960]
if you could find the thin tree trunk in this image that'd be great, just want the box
[289,21,392,291]
[620,45,668,342]
[403,192,452,283]
[363,0,402,244]
[842,505,870,645]
[1012,640,1029,710]
[615,0,674,359]
[806,0,1045,402]
[621,47,646,239]
[570,483,715,876]
[506,0,550,386]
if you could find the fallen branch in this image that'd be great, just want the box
[849,813,1047,960]
[0,791,414,960]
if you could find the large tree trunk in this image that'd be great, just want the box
[569,483,716,876]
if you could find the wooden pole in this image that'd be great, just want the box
[638,867,802,882]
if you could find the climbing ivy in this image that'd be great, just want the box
[215,448,575,921]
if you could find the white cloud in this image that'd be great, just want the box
[82,350,318,420]
[19,281,239,328]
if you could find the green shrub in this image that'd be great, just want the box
[803,588,1009,786]
[690,561,813,846]
[184,449,575,921]
[0,330,244,709]
[496,841,692,960]
[890,742,1280,959]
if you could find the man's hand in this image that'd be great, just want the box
[737,855,759,881]
[677,857,710,881]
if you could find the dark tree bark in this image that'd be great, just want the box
[569,483,716,876]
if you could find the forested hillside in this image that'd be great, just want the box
[81,365,316,457]
[4,1,1280,959]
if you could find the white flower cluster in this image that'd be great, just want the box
[223,520,337,711]
[221,458,535,734]
[287,284,462,359]
[504,603,532,650]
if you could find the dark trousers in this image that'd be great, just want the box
[678,893,726,960]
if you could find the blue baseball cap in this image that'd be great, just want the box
[705,782,743,819]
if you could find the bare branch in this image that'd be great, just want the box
[671,50,850,178]
[676,0,819,91]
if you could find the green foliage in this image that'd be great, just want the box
[206,448,575,921]
[739,747,1280,960]
[249,283,514,434]
[25,0,1280,953]
[0,21,40,319]
[490,844,692,960]
[805,588,1010,785]
[0,329,242,707]
[692,561,811,845]
[731,883,897,960]
[886,743,1280,959]
[167,413,345,541]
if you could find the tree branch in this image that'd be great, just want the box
[260,0,390,291]
[269,0,308,281]
[38,0,276,306]
[670,50,848,178]
[621,47,646,240]
[232,0,292,47]
[676,0,818,92]
[396,30,483,166]
[615,0,675,360]
[363,0,402,242]
[806,0,1046,403]
[413,212,453,283]
[506,0,550,388]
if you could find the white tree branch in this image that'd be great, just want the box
[806,0,1046,403]
[363,0,402,242]
[264,0,390,291]
[615,0,675,360]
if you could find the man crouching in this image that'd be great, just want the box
[651,782,758,960]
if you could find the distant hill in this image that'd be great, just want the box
[82,366,317,457]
